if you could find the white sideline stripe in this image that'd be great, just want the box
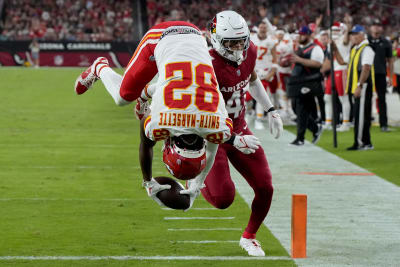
[162,207,217,210]
[0,198,138,202]
[232,127,400,266]
[174,240,237,244]
[2,166,140,169]
[164,217,234,220]
[168,228,241,231]
[0,144,133,148]
[0,256,291,261]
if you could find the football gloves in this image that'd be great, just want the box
[135,97,150,120]
[267,110,283,139]
[233,135,261,154]
[179,179,205,211]
[143,178,171,207]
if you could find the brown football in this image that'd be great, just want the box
[279,54,292,68]
[155,176,190,210]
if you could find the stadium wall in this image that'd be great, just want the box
[0,41,138,67]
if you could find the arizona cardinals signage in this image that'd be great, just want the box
[0,41,136,67]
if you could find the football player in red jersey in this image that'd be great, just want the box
[202,11,283,256]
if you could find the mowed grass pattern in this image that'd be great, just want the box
[0,68,294,267]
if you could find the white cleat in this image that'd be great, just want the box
[337,124,350,132]
[254,119,265,130]
[74,57,109,95]
[239,237,265,257]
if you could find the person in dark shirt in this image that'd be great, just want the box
[368,19,393,132]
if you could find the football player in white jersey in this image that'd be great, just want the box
[74,21,260,210]
[275,29,296,120]
[323,22,351,131]
[250,21,279,130]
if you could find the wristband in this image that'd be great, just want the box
[266,107,276,113]
[225,134,236,145]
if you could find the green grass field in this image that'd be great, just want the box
[0,68,295,266]
[285,125,400,186]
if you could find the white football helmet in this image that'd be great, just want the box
[210,10,250,65]
[331,21,347,41]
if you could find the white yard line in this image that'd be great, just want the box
[173,240,238,243]
[162,207,217,210]
[232,126,400,266]
[168,228,242,231]
[0,198,138,202]
[0,165,140,169]
[0,256,291,261]
[164,217,234,220]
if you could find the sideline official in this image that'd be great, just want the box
[287,25,324,146]
[368,19,393,132]
[346,25,375,150]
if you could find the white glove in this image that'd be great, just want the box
[256,69,269,80]
[179,179,205,211]
[135,97,150,120]
[143,178,171,207]
[267,110,283,139]
[233,135,261,154]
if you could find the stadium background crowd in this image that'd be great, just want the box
[1,0,400,41]
[0,0,399,128]
[0,0,134,41]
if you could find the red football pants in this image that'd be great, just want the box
[201,127,273,235]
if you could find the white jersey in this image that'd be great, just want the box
[334,35,351,71]
[276,34,294,74]
[145,32,232,144]
[251,34,277,71]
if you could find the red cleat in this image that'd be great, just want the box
[74,57,109,95]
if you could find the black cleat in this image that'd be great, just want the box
[289,139,305,146]
[347,145,360,151]
[312,124,323,144]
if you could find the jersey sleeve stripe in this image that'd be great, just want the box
[225,118,233,131]
[126,33,162,68]
[144,116,152,129]
[124,38,159,75]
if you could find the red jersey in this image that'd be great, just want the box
[210,42,257,132]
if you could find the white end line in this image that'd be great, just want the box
[173,240,238,244]
[0,256,292,261]
[164,217,234,220]
[168,228,242,231]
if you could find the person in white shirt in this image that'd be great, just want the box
[346,25,375,150]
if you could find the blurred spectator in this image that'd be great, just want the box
[0,0,134,42]
[287,25,324,146]
[29,38,40,68]
[144,0,400,40]
[368,18,393,132]
[393,36,400,97]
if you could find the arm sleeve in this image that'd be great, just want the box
[248,77,274,111]
[191,142,219,188]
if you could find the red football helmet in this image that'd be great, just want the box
[162,135,206,180]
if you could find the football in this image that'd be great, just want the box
[279,54,292,68]
[155,176,190,210]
